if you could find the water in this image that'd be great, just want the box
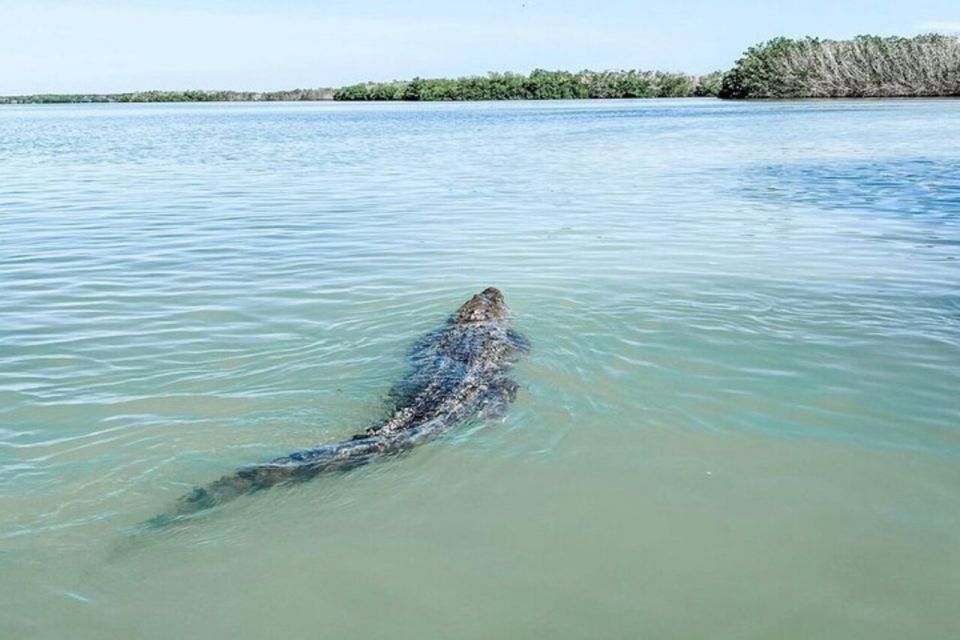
[1,99,958,638]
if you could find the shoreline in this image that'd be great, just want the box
[4,95,959,106]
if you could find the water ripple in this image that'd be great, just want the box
[1,100,959,637]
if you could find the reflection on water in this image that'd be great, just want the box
[1,99,959,639]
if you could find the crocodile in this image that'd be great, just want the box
[150,287,527,525]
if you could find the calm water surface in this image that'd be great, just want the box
[1,99,959,638]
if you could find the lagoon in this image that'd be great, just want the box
[1,99,959,638]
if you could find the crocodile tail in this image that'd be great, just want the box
[146,463,297,527]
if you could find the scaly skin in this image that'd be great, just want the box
[150,287,527,525]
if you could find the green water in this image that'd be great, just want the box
[1,99,959,638]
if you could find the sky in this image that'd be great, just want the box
[1,0,959,94]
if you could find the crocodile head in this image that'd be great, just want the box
[453,287,508,324]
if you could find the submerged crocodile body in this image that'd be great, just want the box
[152,287,527,525]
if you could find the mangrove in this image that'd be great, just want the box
[719,34,960,99]
[332,69,722,101]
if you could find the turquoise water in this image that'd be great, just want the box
[1,99,959,638]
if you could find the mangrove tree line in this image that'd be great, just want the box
[333,69,723,101]
[719,34,960,98]
[3,34,958,104]
[0,88,333,105]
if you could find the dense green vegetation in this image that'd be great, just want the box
[0,88,332,105]
[3,33,957,104]
[333,69,720,101]
[719,34,960,99]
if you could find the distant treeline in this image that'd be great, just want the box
[0,88,332,105]
[333,69,723,101]
[719,34,960,98]
[3,34,958,104]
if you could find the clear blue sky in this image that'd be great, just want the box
[1,0,958,94]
